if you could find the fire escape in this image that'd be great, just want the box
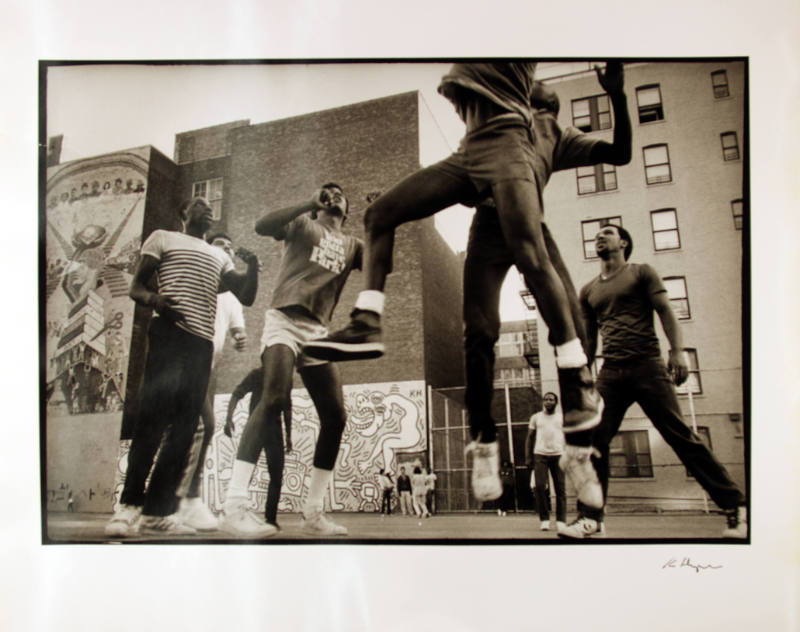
[519,275,542,395]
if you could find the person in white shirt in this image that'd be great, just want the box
[525,392,567,532]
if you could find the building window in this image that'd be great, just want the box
[663,276,690,320]
[675,348,703,395]
[571,94,611,132]
[581,216,622,259]
[721,132,740,161]
[711,70,730,98]
[609,430,653,478]
[494,366,536,386]
[636,84,664,123]
[496,331,525,357]
[650,208,681,251]
[576,164,618,195]
[643,144,672,184]
[686,426,712,477]
[192,178,223,220]
[731,199,744,230]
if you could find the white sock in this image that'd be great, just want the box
[304,467,333,514]
[555,338,587,369]
[225,459,255,504]
[354,290,385,315]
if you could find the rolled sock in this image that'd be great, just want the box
[304,467,333,513]
[226,459,255,502]
[354,290,385,316]
[555,338,587,369]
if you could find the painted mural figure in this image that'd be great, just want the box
[560,223,748,539]
[103,196,258,537]
[219,183,363,539]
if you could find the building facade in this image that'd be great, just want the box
[534,60,747,511]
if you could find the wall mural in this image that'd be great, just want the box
[44,155,148,417]
[111,381,427,514]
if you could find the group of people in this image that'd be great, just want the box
[379,466,436,518]
[103,59,747,540]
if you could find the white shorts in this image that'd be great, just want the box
[260,308,328,368]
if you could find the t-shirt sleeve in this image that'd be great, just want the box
[220,250,235,276]
[140,230,165,260]
[553,126,602,171]
[638,263,667,297]
[528,414,538,430]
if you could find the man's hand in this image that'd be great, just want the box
[667,349,689,386]
[232,331,247,352]
[235,246,261,270]
[595,61,625,96]
[224,416,235,438]
[150,294,185,323]
[310,188,329,220]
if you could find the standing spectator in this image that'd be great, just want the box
[377,469,394,516]
[396,466,413,516]
[525,392,567,531]
[411,466,431,518]
[425,469,438,515]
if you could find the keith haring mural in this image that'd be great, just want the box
[45,152,149,416]
[109,381,427,514]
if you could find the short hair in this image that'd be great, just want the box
[321,182,349,214]
[543,391,559,404]
[605,223,633,260]
[178,196,210,220]
[206,231,231,245]
[413,466,422,474]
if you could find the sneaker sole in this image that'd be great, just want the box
[302,341,384,361]
[219,522,277,538]
[104,524,134,537]
[140,527,197,536]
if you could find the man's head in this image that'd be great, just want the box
[543,391,558,412]
[207,231,234,259]
[400,467,406,474]
[178,197,214,233]
[319,183,349,223]
[595,223,633,261]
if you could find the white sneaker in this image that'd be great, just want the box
[465,440,502,501]
[558,516,606,539]
[540,522,550,531]
[722,506,747,539]
[301,508,348,536]
[559,445,603,509]
[556,521,567,531]
[179,497,218,531]
[219,499,277,538]
[139,513,197,536]
[104,504,142,537]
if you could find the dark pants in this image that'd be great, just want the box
[121,318,212,517]
[381,489,393,514]
[463,206,589,442]
[579,358,745,520]
[534,454,567,523]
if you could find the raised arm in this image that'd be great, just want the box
[220,246,259,307]
[590,61,632,166]
[254,189,328,238]
[651,291,689,386]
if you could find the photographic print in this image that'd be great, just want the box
[41,60,750,545]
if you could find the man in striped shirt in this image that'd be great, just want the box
[105,197,259,537]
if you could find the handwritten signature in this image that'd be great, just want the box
[663,557,723,573]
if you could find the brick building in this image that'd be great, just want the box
[531,60,747,512]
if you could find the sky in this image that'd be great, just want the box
[46,61,532,321]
